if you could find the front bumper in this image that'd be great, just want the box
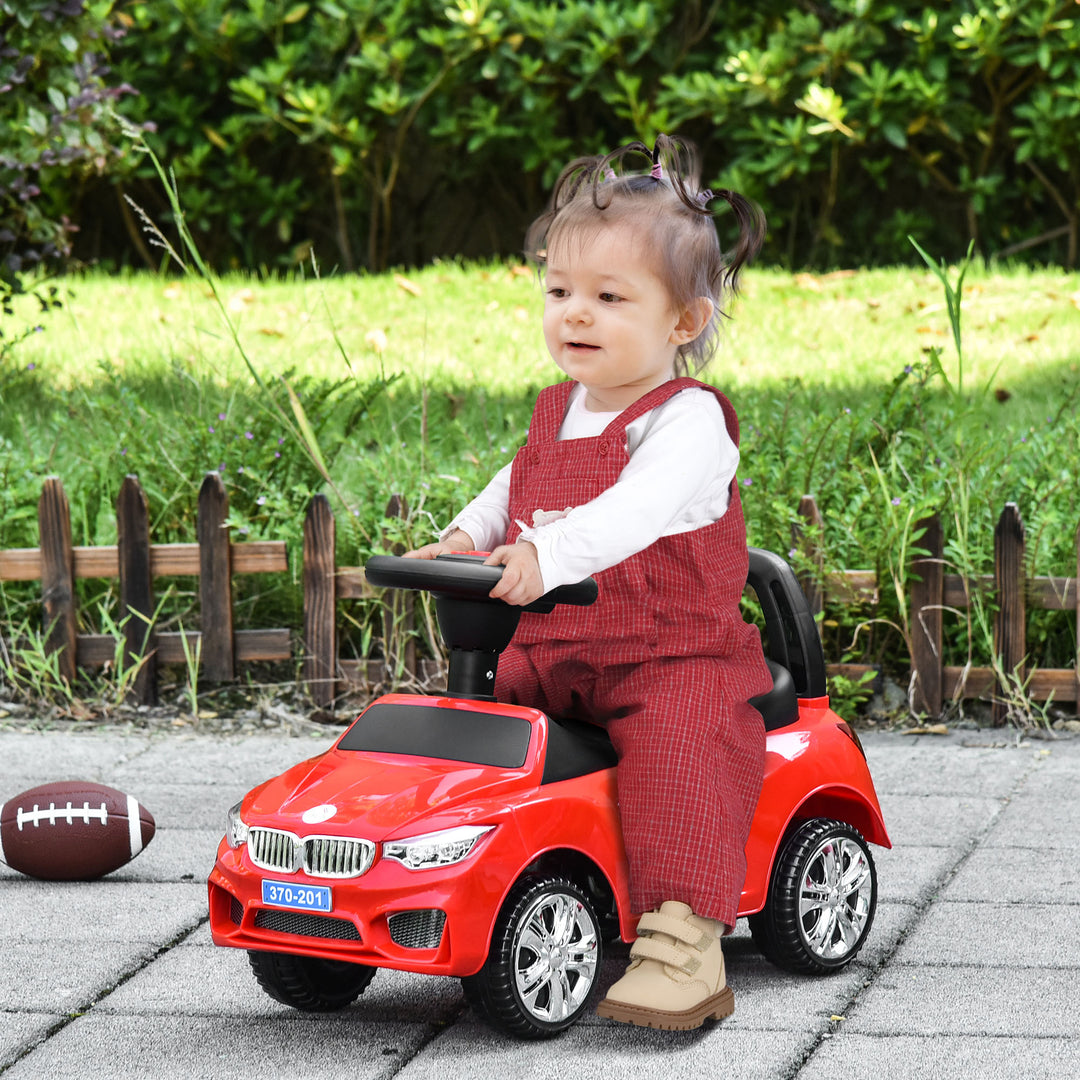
[208,830,519,978]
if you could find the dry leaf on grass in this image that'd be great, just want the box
[394,273,422,297]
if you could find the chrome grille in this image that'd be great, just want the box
[248,827,302,873]
[254,909,362,941]
[303,835,375,878]
[246,827,374,879]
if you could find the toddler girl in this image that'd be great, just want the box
[406,135,772,1031]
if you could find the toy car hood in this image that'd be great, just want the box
[241,693,552,840]
[243,749,535,840]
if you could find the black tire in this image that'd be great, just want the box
[247,950,376,1011]
[462,875,602,1039]
[749,818,876,974]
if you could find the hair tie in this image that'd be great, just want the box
[603,167,616,182]
[697,189,713,207]
[650,161,663,181]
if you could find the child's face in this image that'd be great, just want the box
[542,220,696,411]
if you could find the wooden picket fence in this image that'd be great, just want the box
[0,474,292,706]
[1,477,1078,724]
[792,495,1080,725]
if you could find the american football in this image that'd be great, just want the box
[0,781,156,881]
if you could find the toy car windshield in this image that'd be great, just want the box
[338,701,532,769]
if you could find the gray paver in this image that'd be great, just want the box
[874,793,1004,847]
[0,881,207,943]
[845,965,1080,1036]
[893,901,1080,967]
[800,1034,1080,1080]
[0,940,160,1013]
[870,843,964,903]
[2,1014,434,1080]
[0,1014,62,1071]
[393,1020,819,1080]
[942,846,1080,904]
[2,726,1078,1080]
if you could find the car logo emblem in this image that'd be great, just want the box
[302,804,337,824]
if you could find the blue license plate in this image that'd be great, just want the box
[261,879,332,913]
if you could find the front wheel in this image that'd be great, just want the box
[749,818,876,974]
[462,875,602,1038]
[247,950,376,1011]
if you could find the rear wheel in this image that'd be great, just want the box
[462,875,602,1038]
[247,950,376,1011]
[749,818,876,974]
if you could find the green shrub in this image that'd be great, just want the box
[0,0,144,359]
[43,0,1079,272]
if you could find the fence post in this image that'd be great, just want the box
[382,494,417,682]
[910,514,943,717]
[304,494,337,708]
[38,477,77,684]
[993,502,1026,726]
[792,494,824,616]
[117,475,156,705]
[198,472,234,682]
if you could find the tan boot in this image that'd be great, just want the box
[596,901,734,1030]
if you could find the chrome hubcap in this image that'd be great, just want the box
[512,892,598,1023]
[798,836,873,960]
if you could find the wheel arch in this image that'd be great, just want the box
[740,784,889,918]
[788,786,891,850]
[522,847,622,941]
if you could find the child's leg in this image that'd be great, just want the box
[594,655,765,1029]
[599,655,765,931]
[495,642,583,717]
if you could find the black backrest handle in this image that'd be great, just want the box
[746,548,828,699]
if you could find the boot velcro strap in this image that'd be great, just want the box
[629,935,702,975]
[636,912,710,951]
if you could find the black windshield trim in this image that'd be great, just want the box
[338,702,532,769]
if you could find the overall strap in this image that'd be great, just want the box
[601,377,741,446]
[526,381,577,443]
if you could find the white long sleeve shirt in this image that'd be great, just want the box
[446,383,740,592]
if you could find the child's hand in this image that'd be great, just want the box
[485,542,544,606]
[403,529,474,560]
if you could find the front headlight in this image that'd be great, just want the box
[226,801,249,849]
[383,825,494,870]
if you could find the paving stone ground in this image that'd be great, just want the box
[1,725,1077,1079]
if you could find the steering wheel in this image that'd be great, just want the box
[364,552,597,613]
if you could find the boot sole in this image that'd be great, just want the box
[596,986,735,1031]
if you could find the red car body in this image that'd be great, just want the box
[208,548,890,1036]
[209,693,888,963]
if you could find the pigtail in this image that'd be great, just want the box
[705,188,767,296]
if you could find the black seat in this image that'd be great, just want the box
[749,658,799,732]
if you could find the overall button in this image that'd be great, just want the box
[530,449,541,463]
[597,441,609,456]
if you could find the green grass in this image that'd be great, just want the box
[12,262,1080,414]
[2,261,1080,713]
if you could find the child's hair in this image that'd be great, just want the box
[525,134,765,375]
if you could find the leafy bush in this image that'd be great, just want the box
[42,0,1079,272]
[0,0,143,360]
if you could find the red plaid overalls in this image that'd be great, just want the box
[495,377,772,929]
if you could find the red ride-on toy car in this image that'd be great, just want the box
[208,549,889,1038]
